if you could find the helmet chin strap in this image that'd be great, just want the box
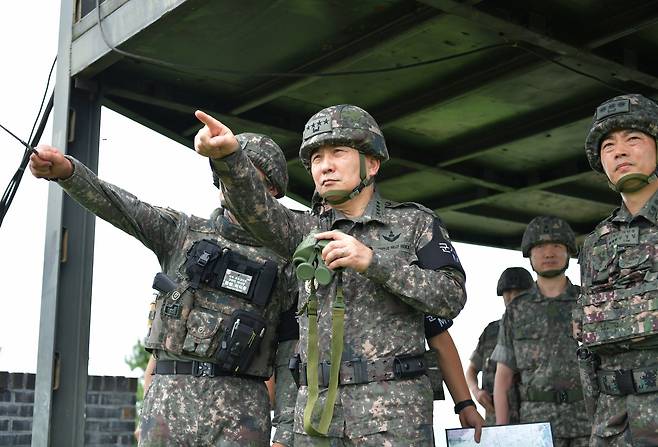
[320,152,373,205]
[608,168,658,193]
[531,258,569,278]
[607,145,658,193]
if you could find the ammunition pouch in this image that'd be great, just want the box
[423,349,445,400]
[297,354,426,387]
[146,271,269,373]
[597,365,658,396]
[214,309,267,373]
[185,239,278,307]
[289,353,301,388]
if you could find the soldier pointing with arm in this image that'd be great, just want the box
[29,134,297,447]
[196,105,467,446]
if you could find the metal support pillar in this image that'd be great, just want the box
[33,2,103,445]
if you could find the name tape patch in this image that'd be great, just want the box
[596,99,630,121]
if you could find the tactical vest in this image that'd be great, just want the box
[144,216,285,379]
[479,320,500,394]
[581,222,658,346]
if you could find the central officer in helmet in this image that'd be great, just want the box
[195,104,467,446]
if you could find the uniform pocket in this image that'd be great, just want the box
[182,307,224,357]
[592,393,629,439]
[618,246,651,269]
[512,333,541,370]
[591,243,613,273]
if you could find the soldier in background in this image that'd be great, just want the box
[29,134,297,447]
[491,216,590,446]
[465,267,533,425]
[577,94,658,446]
[425,315,485,443]
[196,105,467,445]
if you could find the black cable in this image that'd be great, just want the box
[0,57,57,228]
[95,0,509,78]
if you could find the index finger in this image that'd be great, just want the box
[194,110,224,135]
[315,230,345,241]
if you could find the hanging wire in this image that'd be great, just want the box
[0,57,57,228]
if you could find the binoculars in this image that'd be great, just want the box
[292,233,334,285]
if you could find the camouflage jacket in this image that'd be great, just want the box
[578,190,658,351]
[470,319,500,395]
[490,281,590,438]
[57,157,297,441]
[212,149,466,437]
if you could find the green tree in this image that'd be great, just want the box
[125,339,150,431]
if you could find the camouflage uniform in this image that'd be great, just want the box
[491,281,591,446]
[55,137,296,446]
[211,105,466,445]
[577,94,658,447]
[470,319,519,425]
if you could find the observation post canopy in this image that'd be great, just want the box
[30,1,658,445]
[74,0,658,248]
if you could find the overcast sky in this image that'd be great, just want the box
[0,3,582,446]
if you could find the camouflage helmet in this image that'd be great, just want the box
[521,216,577,257]
[299,104,389,170]
[496,267,533,296]
[585,94,658,173]
[212,133,288,198]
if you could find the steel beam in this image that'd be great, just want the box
[32,0,75,443]
[420,0,658,91]
[377,52,540,127]
[33,83,101,447]
[422,156,611,214]
[229,5,442,115]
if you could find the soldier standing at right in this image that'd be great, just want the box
[577,94,658,446]
[465,266,533,425]
[491,216,590,446]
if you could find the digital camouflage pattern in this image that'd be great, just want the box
[56,158,296,446]
[212,147,466,442]
[470,320,520,425]
[521,216,578,257]
[272,339,298,446]
[299,104,389,171]
[490,282,591,442]
[578,192,658,347]
[496,267,533,296]
[212,132,288,198]
[578,188,658,446]
[140,374,271,446]
[585,94,658,173]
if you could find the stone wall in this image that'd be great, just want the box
[0,372,137,446]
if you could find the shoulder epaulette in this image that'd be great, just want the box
[385,200,437,217]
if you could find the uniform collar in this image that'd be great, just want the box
[211,208,262,246]
[327,189,387,226]
[526,278,578,302]
[611,188,658,226]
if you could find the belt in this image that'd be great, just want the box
[522,387,584,404]
[298,354,426,387]
[154,360,264,380]
[597,365,658,396]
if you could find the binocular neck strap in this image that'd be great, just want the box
[303,276,345,437]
